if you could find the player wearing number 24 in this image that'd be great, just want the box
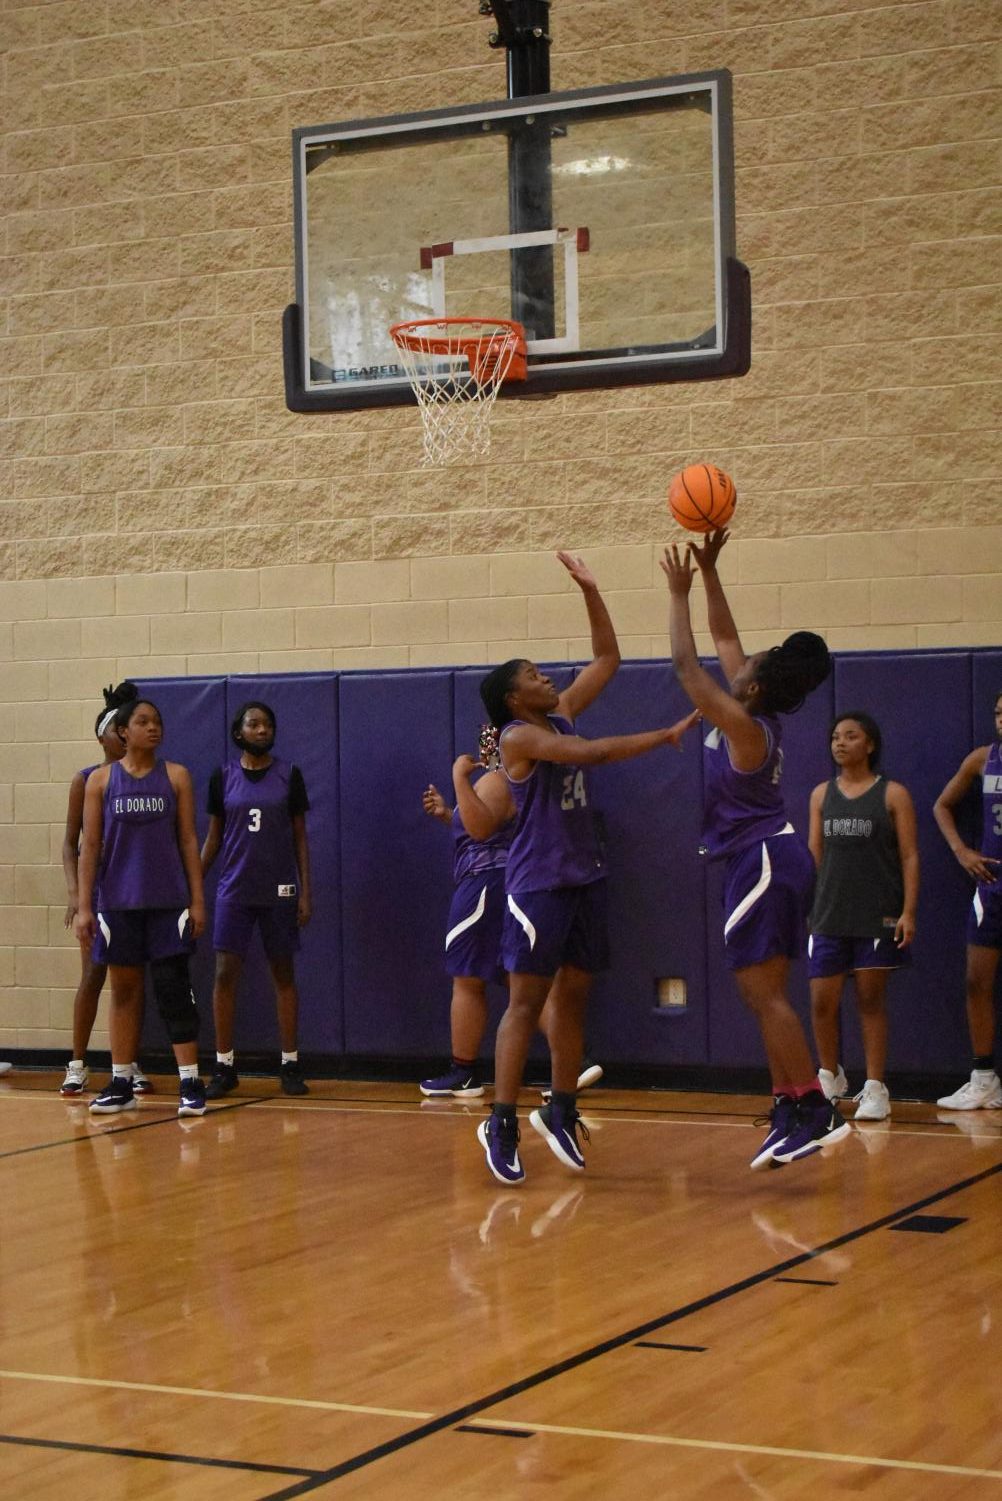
[200,702,313,1099]
[475,551,700,1186]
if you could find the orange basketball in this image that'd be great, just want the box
[668,463,736,533]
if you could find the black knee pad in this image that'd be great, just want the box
[151,955,200,1044]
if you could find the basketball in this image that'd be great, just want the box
[668,464,737,533]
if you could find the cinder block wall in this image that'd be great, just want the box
[1,0,1000,1054]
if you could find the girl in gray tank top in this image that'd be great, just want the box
[807,711,919,1123]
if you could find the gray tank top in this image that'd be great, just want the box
[810,777,904,938]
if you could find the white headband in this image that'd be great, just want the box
[97,707,118,737]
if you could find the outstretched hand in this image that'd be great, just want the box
[556,551,598,591]
[688,527,730,573]
[664,708,702,748]
[659,543,695,596]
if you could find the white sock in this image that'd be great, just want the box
[111,1063,132,1080]
[68,1058,84,1070]
[281,1051,298,1065]
[178,1064,199,1080]
[217,1051,235,1067]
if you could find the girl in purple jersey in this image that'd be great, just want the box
[59,683,153,1099]
[477,552,699,1186]
[74,690,207,1119]
[662,529,850,1170]
[200,702,312,1099]
[933,690,1002,1111]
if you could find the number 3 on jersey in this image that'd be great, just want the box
[560,771,587,811]
[247,808,262,832]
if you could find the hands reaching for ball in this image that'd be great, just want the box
[659,543,695,596]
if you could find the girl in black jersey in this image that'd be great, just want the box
[807,711,919,1121]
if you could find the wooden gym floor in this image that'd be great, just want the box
[1,1069,1001,1498]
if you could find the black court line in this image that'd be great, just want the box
[773,1276,838,1286]
[892,1214,967,1234]
[249,1156,1002,1500]
[0,1432,319,1477]
[634,1341,707,1352]
[0,1096,261,1162]
[456,1424,533,1439]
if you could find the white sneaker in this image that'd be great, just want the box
[853,1079,890,1120]
[540,1062,604,1103]
[936,1071,1002,1111]
[818,1065,848,1100]
[59,1061,88,1096]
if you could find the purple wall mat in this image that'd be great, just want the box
[221,675,343,1056]
[574,662,710,1067]
[834,653,972,1074]
[338,672,455,1058]
[133,677,226,1054]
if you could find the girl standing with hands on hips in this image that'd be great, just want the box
[74,687,207,1118]
[662,529,849,1170]
[807,712,919,1121]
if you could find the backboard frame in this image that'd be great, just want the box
[284,71,750,414]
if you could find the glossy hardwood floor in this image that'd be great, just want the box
[1,1068,1000,1498]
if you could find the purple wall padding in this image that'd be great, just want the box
[132,650,999,1078]
[338,671,455,1056]
[575,663,710,1066]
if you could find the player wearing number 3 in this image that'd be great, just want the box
[477,552,699,1185]
[201,702,312,1098]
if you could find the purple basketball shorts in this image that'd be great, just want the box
[445,868,506,981]
[721,832,815,972]
[968,882,1002,950]
[807,931,911,978]
[93,907,194,967]
[502,878,610,977]
[213,898,300,962]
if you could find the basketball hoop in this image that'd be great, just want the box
[389,317,527,466]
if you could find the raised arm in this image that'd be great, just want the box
[500,712,699,783]
[661,543,767,771]
[934,745,997,883]
[452,757,515,840]
[554,551,622,721]
[687,529,747,684]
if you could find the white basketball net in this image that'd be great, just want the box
[389,319,525,467]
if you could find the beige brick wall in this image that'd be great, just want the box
[1,0,1000,1054]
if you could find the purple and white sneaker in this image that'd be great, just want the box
[529,1104,589,1171]
[421,1065,484,1098]
[477,1113,524,1185]
[750,1096,799,1171]
[772,1097,851,1164]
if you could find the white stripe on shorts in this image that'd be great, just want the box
[97,912,110,946]
[507,894,537,951]
[724,842,772,940]
[177,907,190,940]
[974,890,984,927]
[445,884,487,951]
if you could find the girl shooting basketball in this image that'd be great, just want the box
[662,529,849,1169]
[477,551,698,1185]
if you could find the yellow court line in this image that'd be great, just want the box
[0,1368,432,1422]
[470,1417,1002,1480]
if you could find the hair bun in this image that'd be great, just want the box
[102,679,138,710]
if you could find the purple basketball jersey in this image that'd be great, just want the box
[214,757,301,906]
[977,741,1002,903]
[98,759,188,910]
[701,716,792,860]
[500,715,605,893]
[452,793,512,882]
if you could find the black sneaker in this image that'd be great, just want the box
[89,1076,137,1115]
[205,1063,238,1099]
[178,1077,207,1118]
[280,1062,309,1096]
